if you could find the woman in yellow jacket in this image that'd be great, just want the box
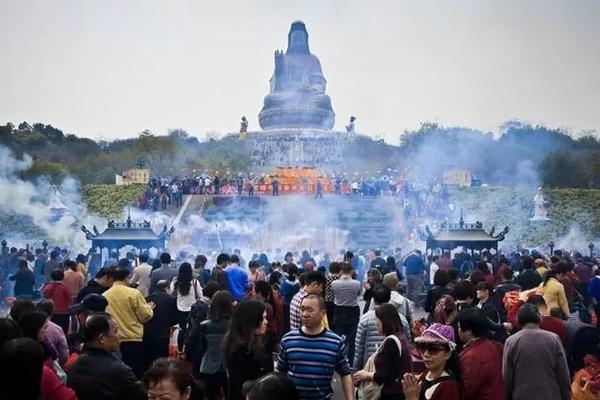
[539,269,570,319]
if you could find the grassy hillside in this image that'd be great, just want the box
[82,184,147,218]
[449,187,600,249]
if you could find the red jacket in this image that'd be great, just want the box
[43,281,72,314]
[459,338,505,400]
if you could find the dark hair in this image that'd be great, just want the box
[469,270,485,285]
[328,262,341,275]
[344,251,354,262]
[203,281,221,299]
[17,311,48,342]
[500,267,514,280]
[64,259,78,272]
[139,253,149,263]
[518,303,541,325]
[160,252,171,264]
[143,358,203,400]
[9,299,35,321]
[222,299,266,362]
[452,281,476,301]
[521,256,533,270]
[35,299,54,316]
[82,312,112,343]
[66,333,83,353]
[302,294,326,310]
[447,269,459,281]
[341,262,353,275]
[254,281,272,301]
[549,307,564,319]
[543,269,559,286]
[375,303,404,335]
[95,267,111,279]
[156,280,170,292]
[208,291,233,321]
[216,253,230,265]
[245,373,300,400]
[433,269,450,287]
[176,262,193,296]
[457,308,488,338]
[18,259,28,270]
[286,264,299,281]
[0,318,21,350]
[76,253,86,264]
[303,271,326,287]
[50,269,64,281]
[445,351,463,384]
[230,254,240,264]
[367,268,383,283]
[118,258,131,269]
[194,254,207,268]
[526,294,547,308]
[556,260,569,274]
[0,338,44,400]
[110,266,128,281]
[249,260,260,270]
[475,281,493,292]
[372,284,392,305]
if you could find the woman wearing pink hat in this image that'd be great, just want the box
[402,323,463,400]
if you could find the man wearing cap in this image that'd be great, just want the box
[103,266,154,379]
[69,293,109,331]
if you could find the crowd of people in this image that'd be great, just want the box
[2,242,597,399]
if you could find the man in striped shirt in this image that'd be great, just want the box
[289,271,327,331]
[277,294,354,400]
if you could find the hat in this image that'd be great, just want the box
[68,293,108,314]
[415,323,456,350]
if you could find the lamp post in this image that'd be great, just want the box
[589,242,595,258]
[548,241,555,256]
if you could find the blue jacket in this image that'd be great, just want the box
[226,266,248,301]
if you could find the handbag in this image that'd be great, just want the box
[358,335,403,400]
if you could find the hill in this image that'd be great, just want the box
[2,120,600,188]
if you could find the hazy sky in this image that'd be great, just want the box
[1,0,599,142]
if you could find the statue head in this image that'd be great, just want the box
[287,20,310,54]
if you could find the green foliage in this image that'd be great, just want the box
[82,184,146,218]
[450,187,600,248]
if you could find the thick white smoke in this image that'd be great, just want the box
[0,145,103,251]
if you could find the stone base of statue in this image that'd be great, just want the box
[248,129,344,171]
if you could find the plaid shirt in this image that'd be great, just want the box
[289,288,308,331]
[331,276,361,307]
[325,274,340,303]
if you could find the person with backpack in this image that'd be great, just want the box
[170,262,203,352]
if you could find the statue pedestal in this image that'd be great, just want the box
[248,129,345,172]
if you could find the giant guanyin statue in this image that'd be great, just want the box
[258,21,335,130]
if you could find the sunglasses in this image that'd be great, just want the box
[415,342,449,355]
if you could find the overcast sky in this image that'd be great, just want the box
[1,0,599,142]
